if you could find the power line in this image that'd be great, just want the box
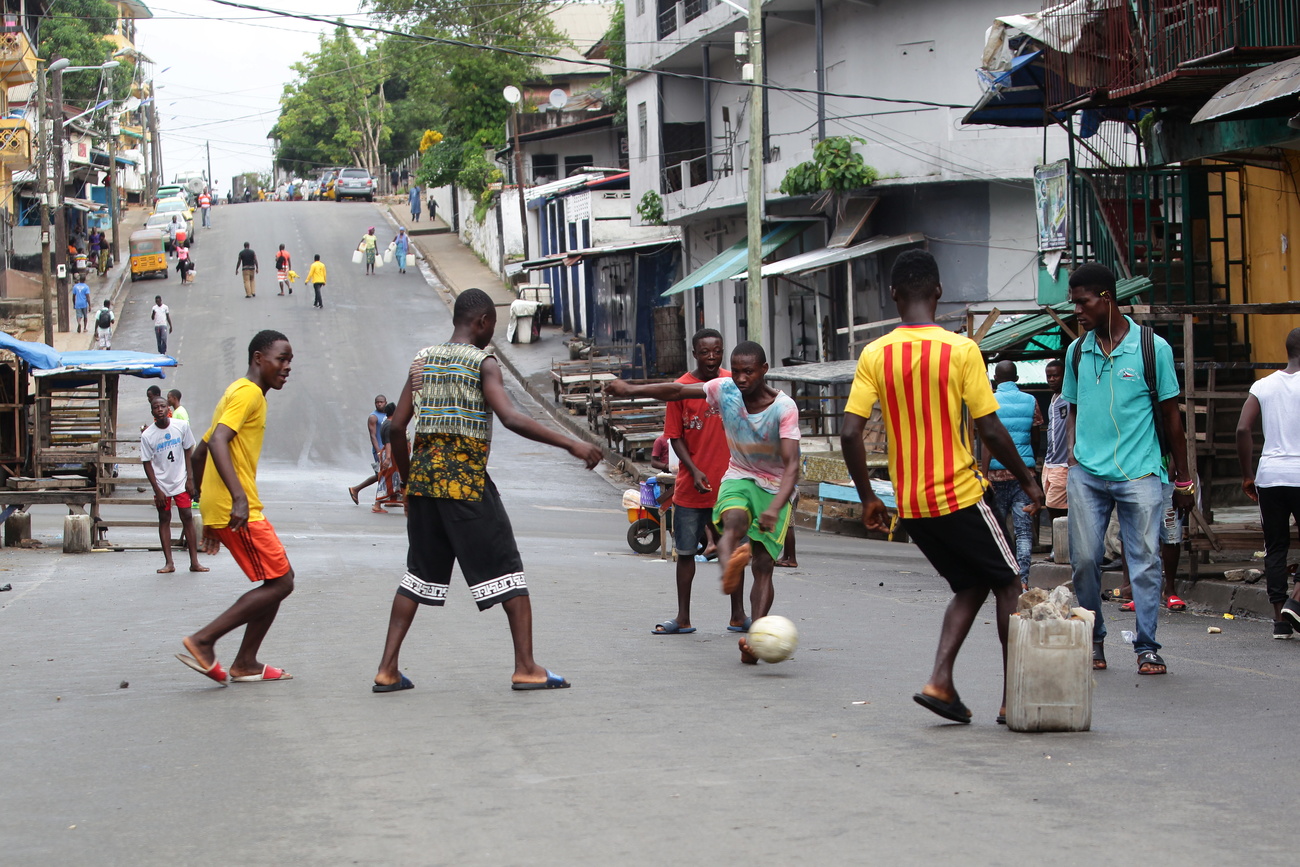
[203,0,972,110]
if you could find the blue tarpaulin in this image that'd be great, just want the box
[0,332,176,378]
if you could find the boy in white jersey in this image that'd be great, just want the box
[141,395,207,574]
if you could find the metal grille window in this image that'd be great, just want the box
[637,103,648,162]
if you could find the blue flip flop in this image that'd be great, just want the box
[512,669,571,690]
[372,673,414,693]
[653,619,697,635]
[727,617,752,633]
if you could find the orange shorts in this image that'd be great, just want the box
[1042,465,1069,510]
[209,519,290,582]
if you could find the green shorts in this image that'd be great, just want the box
[712,478,791,560]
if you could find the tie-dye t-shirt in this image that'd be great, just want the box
[702,377,801,495]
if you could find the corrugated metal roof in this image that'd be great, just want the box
[662,223,811,296]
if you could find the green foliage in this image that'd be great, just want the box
[778,136,878,197]
[599,2,627,126]
[637,190,664,225]
[38,0,122,105]
[271,25,392,175]
[456,147,502,223]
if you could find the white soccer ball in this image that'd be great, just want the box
[747,615,799,663]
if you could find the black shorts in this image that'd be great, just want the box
[398,479,528,610]
[899,490,1019,593]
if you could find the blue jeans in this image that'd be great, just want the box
[990,479,1033,584]
[1067,466,1163,653]
[201,208,210,227]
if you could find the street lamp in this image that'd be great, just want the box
[43,58,120,335]
[503,86,530,261]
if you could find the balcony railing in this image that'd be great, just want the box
[0,28,38,86]
[662,155,709,194]
[0,117,32,168]
[658,0,712,39]
[1043,0,1300,107]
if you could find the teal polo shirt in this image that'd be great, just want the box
[1061,316,1180,482]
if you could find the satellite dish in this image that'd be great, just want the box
[502,85,521,105]
[186,178,206,195]
[548,88,569,109]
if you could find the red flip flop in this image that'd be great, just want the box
[175,652,229,686]
[231,664,293,682]
[1165,595,1187,611]
[1120,600,1135,612]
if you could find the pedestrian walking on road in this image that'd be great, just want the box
[1042,358,1070,528]
[235,242,258,297]
[408,184,421,223]
[275,244,292,295]
[394,229,409,274]
[607,341,801,664]
[95,300,114,349]
[73,277,90,333]
[359,228,378,276]
[151,294,173,355]
[648,328,738,636]
[141,396,207,575]
[1062,263,1193,676]
[307,254,326,308]
[198,190,212,227]
[981,360,1042,590]
[372,289,601,694]
[179,330,297,686]
[348,394,388,503]
[1236,328,1300,639]
[372,402,402,513]
[840,249,1043,725]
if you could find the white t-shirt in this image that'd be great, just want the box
[1250,370,1300,488]
[140,419,194,496]
[151,304,169,328]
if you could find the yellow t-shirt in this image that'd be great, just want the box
[844,325,999,519]
[306,261,327,284]
[200,377,267,526]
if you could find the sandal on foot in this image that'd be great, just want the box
[726,617,752,633]
[372,673,414,693]
[512,669,570,690]
[1137,650,1167,675]
[1165,595,1187,611]
[913,691,972,724]
[652,619,696,635]
[231,664,293,682]
[1119,600,1135,612]
[175,652,229,686]
[1092,641,1107,671]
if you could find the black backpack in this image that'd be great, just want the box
[1070,324,1170,457]
[276,253,288,270]
[96,308,112,329]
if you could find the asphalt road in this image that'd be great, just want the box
[2,201,1296,866]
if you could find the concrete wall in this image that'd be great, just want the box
[455,187,530,276]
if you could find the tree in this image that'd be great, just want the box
[37,0,124,105]
[271,25,392,175]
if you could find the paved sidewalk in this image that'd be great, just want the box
[50,205,149,353]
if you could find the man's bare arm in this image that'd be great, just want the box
[206,424,248,530]
[605,379,707,402]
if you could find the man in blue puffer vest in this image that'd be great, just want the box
[982,361,1042,589]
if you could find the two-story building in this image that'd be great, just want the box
[626,0,1067,363]
[0,0,42,298]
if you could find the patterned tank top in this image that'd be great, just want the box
[408,343,494,501]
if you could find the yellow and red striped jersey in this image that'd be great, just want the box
[844,325,998,518]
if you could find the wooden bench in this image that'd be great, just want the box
[814,480,900,539]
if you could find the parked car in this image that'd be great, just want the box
[334,167,376,202]
[145,212,178,250]
[152,198,194,242]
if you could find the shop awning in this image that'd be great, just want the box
[662,222,810,296]
[1192,55,1300,124]
[518,237,680,271]
[964,51,1067,127]
[729,232,926,280]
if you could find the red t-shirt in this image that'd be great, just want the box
[663,369,731,509]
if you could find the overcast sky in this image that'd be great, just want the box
[136,0,367,194]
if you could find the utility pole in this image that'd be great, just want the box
[744,0,764,343]
[147,91,162,197]
[206,140,213,197]
[37,60,51,346]
[106,64,119,270]
[511,105,529,261]
[51,68,68,333]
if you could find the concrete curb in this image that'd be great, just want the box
[1029,561,1276,620]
